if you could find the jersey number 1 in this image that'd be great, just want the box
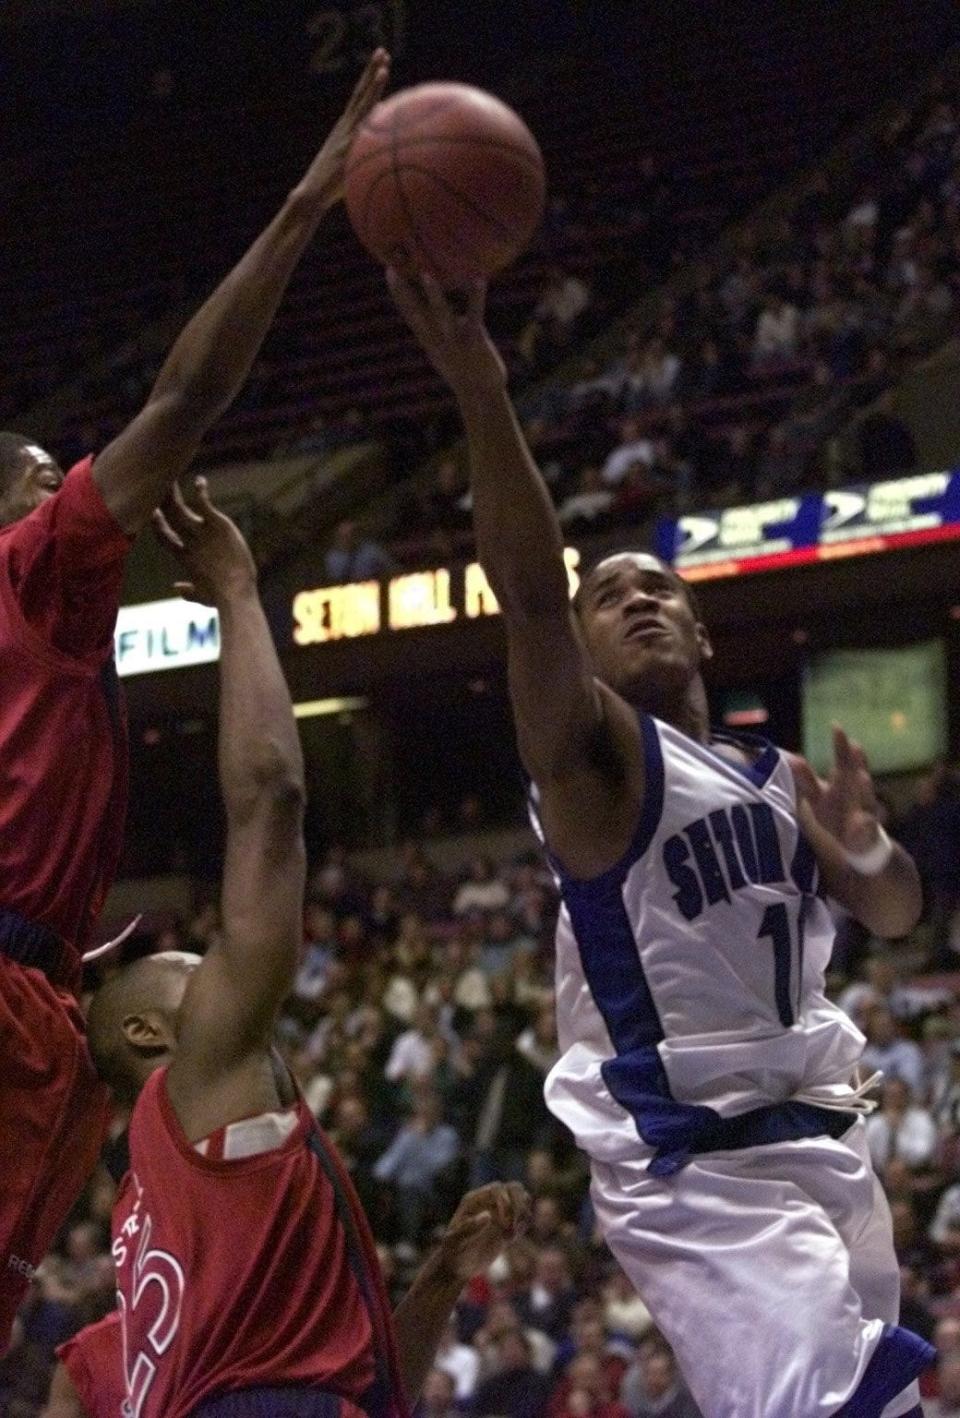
[757,902,803,1027]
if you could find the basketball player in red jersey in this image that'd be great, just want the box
[85,485,529,1418]
[0,50,391,1353]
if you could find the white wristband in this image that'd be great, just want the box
[844,825,894,876]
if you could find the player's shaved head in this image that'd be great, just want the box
[0,432,64,526]
[87,951,200,1100]
[0,433,36,489]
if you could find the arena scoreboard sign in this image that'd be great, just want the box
[654,470,960,580]
[114,599,220,678]
[292,549,582,646]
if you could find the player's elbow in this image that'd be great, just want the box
[228,745,306,822]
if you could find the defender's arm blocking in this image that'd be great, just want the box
[92,51,389,535]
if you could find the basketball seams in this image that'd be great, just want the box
[354,162,402,250]
[398,162,538,245]
[390,97,435,274]
[346,132,546,178]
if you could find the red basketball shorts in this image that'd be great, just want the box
[0,957,109,1354]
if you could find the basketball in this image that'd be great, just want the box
[344,82,546,286]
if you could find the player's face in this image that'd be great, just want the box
[0,445,64,524]
[577,552,711,699]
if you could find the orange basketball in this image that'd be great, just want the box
[345,82,546,286]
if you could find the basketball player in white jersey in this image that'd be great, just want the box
[388,269,932,1418]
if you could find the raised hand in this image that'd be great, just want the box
[436,1182,531,1283]
[153,477,257,607]
[298,48,391,211]
[387,269,507,399]
[794,725,882,856]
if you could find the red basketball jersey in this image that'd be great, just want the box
[56,1310,125,1418]
[112,1068,409,1418]
[0,456,131,982]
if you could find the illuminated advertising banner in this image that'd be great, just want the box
[114,599,220,678]
[292,550,581,646]
[654,470,960,580]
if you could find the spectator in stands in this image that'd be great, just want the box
[324,518,396,584]
[473,1329,553,1418]
[549,1352,630,1418]
[453,855,511,915]
[515,1246,578,1343]
[930,1179,960,1256]
[602,1270,653,1343]
[558,464,614,530]
[601,418,656,487]
[752,290,800,371]
[622,337,682,409]
[621,1342,701,1418]
[838,952,951,1028]
[385,1002,449,1086]
[893,263,955,352]
[860,1004,927,1097]
[372,1088,459,1243]
[520,266,593,367]
[432,1317,480,1403]
[933,1039,960,1137]
[865,1078,938,1174]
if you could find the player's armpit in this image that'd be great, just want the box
[508,612,646,879]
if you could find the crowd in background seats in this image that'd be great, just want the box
[382,69,960,572]
[6,763,960,1416]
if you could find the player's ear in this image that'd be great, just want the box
[696,621,714,664]
[123,1010,174,1053]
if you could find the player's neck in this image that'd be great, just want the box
[628,675,711,744]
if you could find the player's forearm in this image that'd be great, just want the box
[216,583,305,819]
[391,1247,463,1404]
[458,385,571,618]
[839,843,922,939]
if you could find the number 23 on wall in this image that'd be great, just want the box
[306,1,407,76]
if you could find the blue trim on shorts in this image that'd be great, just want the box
[832,1324,934,1417]
[0,905,65,976]
[190,1388,346,1417]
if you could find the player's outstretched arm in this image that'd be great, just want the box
[790,726,922,937]
[391,1183,530,1404]
[389,273,644,877]
[90,49,389,535]
[157,481,306,1127]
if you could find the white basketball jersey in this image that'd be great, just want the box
[532,713,868,1170]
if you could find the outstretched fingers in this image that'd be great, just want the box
[347,47,390,120]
